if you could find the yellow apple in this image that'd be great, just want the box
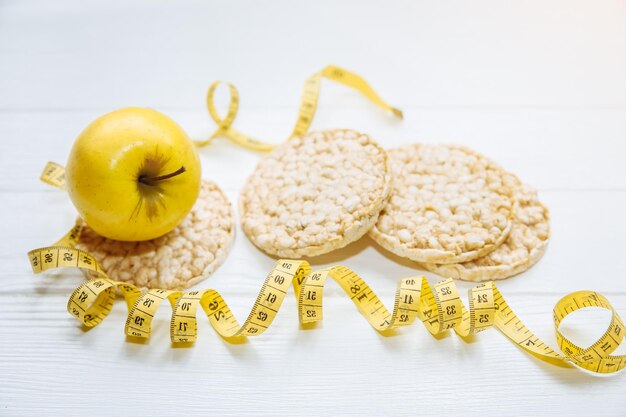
[65,107,201,241]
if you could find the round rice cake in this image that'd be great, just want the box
[77,180,235,290]
[239,129,392,258]
[423,184,550,281]
[369,144,515,264]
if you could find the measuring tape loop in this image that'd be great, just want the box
[27,229,626,374]
[194,65,403,152]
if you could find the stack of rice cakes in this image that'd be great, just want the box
[240,132,549,281]
[369,144,549,281]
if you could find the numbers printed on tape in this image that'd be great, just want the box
[39,161,66,190]
[28,235,626,374]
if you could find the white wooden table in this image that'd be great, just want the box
[1,1,625,415]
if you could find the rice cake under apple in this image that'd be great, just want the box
[239,129,391,258]
[369,144,515,264]
[76,180,234,290]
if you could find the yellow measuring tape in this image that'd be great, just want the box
[28,67,625,375]
[27,224,626,374]
[193,65,403,151]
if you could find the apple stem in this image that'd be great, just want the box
[139,166,186,185]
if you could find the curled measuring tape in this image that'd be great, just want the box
[194,65,403,151]
[28,66,625,375]
[29,165,626,374]
[28,228,626,374]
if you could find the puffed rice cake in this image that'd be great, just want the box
[423,183,549,281]
[369,144,515,264]
[77,180,235,290]
[239,129,392,258]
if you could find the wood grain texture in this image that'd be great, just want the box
[1,1,626,416]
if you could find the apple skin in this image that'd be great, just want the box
[65,107,201,241]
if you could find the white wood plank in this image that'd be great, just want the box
[1,107,626,193]
[0,0,625,110]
